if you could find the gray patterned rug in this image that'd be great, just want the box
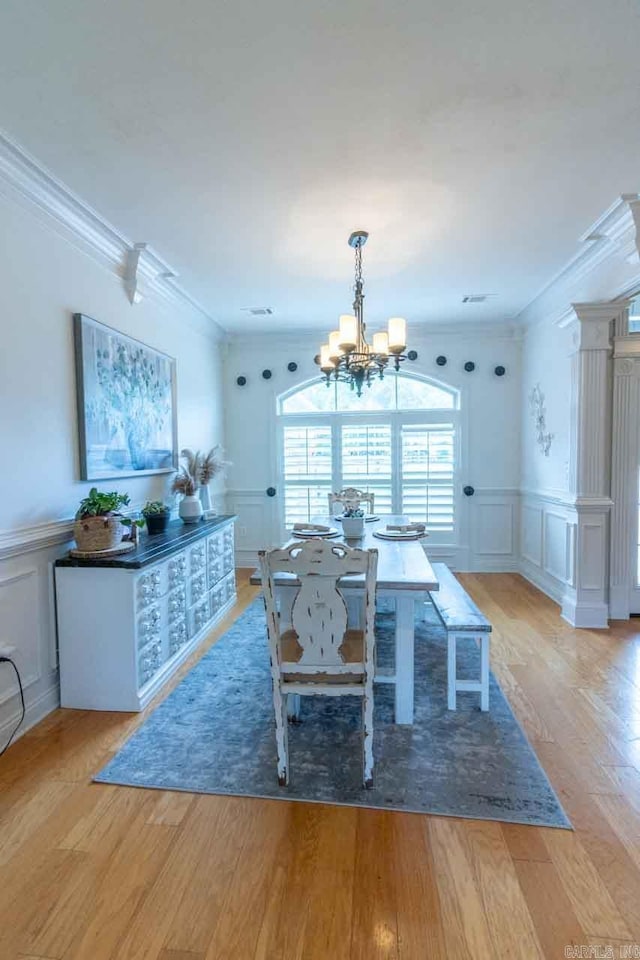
[96,599,570,827]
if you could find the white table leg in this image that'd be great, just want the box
[394,594,415,725]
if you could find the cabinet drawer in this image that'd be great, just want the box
[210,571,236,618]
[136,568,163,608]
[223,527,235,573]
[188,597,210,638]
[167,586,187,623]
[168,618,188,657]
[207,531,223,566]
[188,541,207,576]
[187,570,207,607]
[138,636,163,688]
[137,603,161,648]
[167,553,187,591]
[208,555,225,587]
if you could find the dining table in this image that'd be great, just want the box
[250,514,439,725]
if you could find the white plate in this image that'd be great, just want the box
[290,527,340,539]
[335,514,379,523]
[373,529,426,541]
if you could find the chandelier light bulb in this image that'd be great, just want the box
[328,330,343,361]
[388,317,407,354]
[320,344,335,372]
[338,314,358,352]
[372,331,389,356]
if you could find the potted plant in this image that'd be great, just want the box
[341,504,365,538]
[172,451,203,523]
[74,488,138,552]
[141,500,171,535]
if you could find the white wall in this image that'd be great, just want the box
[520,317,574,499]
[0,195,224,742]
[224,326,522,571]
[518,315,575,602]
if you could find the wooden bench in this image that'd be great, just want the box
[429,563,491,711]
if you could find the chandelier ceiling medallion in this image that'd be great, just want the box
[316,230,409,396]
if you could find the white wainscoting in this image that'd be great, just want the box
[227,489,279,567]
[0,526,73,746]
[468,489,519,572]
[519,490,574,604]
[228,486,519,573]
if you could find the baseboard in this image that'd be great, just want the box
[0,681,60,746]
[466,557,519,573]
[518,556,566,605]
[561,597,610,629]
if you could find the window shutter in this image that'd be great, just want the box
[341,423,393,514]
[283,425,332,525]
[401,423,455,529]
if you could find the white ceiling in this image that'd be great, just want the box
[0,0,639,332]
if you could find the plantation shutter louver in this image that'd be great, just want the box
[401,423,455,529]
[283,424,332,526]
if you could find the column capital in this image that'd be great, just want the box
[561,301,630,352]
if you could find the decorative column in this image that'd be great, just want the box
[561,302,626,627]
[609,317,640,618]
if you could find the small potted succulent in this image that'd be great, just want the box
[341,503,365,538]
[74,488,139,552]
[141,500,171,535]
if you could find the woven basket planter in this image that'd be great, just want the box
[73,515,126,553]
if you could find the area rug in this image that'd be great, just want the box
[95,599,571,828]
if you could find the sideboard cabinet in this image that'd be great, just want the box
[55,516,236,711]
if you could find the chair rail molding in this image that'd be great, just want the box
[0,128,224,340]
[0,519,74,561]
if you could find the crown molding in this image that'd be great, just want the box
[533,194,640,301]
[518,194,640,331]
[226,320,521,350]
[0,129,225,340]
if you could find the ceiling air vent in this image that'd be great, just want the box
[462,294,490,304]
[242,307,274,316]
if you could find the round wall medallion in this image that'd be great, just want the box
[236,375,247,387]
[494,365,506,377]
[463,485,475,497]
[266,487,277,497]
[436,355,447,366]
[287,362,298,372]
[464,361,475,372]
[262,369,272,380]
[313,353,321,366]
[407,350,418,361]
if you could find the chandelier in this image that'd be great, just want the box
[317,230,409,396]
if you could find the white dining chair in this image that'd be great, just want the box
[327,488,375,515]
[259,539,378,788]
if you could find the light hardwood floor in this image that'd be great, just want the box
[2,571,640,959]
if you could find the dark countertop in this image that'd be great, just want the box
[55,515,236,569]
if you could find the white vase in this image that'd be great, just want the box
[199,484,214,515]
[179,494,203,524]
[342,516,365,538]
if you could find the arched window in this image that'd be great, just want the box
[277,372,461,541]
[279,372,458,414]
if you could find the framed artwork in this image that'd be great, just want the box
[73,313,178,480]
